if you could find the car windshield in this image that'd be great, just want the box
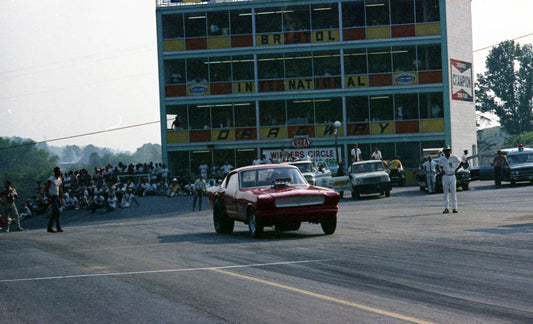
[240,168,306,188]
[352,162,384,173]
[293,163,313,173]
[507,152,533,165]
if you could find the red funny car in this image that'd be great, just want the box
[207,164,339,237]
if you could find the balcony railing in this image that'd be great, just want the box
[157,0,253,7]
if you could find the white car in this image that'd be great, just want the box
[349,160,391,199]
[285,161,331,187]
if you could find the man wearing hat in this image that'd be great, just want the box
[436,145,463,213]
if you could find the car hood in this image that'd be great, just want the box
[351,171,388,179]
[510,163,533,169]
[245,184,332,198]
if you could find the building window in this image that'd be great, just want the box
[231,9,252,35]
[256,7,282,33]
[419,92,443,119]
[394,93,419,120]
[162,14,184,39]
[342,1,365,28]
[313,50,340,77]
[211,104,233,128]
[311,3,339,29]
[370,95,393,121]
[287,99,313,125]
[392,45,417,72]
[346,96,369,122]
[396,141,421,168]
[208,10,229,36]
[185,12,206,37]
[391,0,415,24]
[209,57,231,82]
[164,59,185,84]
[415,0,440,23]
[232,55,254,81]
[366,0,390,26]
[368,47,391,73]
[417,44,441,71]
[258,54,284,80]
[259,100,286,126]
[283,5,310,31]
[189,104,210,130]
[166,105,188,130]
[344,48,368,75]
[315,98,342,124]
[285,51,313,78]
[186,58,208,83]
[234,102,256,127]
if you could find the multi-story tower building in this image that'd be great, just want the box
[156,0,476,178]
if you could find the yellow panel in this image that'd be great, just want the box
[233,81,255,93]
[256,33,284,46]
[366,27,391,40]
[344,75,369,88]
[315,124,344,137]
[420,119,445,133]
[208,36,230,49]
[312,30,340,43]
[285,78,314,91]
[370,122,394,135]
[163,39,185,52]
[260,126,287,140]
[167,131,189,144]
[416,23,441,36]
[212,129,235,142]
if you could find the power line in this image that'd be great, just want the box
[0,119,166,151]
[474,31,533,53]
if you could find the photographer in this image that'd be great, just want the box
[0,180,25,232]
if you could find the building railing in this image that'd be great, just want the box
[156,0,253,7]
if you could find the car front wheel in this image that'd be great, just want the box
[320,215,337,235]
[248,208,263,238]
[213,200,234,234]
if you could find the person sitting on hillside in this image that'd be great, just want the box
[120,189,139,208]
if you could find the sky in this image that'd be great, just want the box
[1,0,532,152]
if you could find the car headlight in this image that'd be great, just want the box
[354,179,363,185]
[383,176,389,182]
[511,170,519,175]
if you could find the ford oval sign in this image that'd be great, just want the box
[394,73,416,85]
[189,84,208,96]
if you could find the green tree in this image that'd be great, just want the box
[132,143,162,163]
[0,137,59,199]
[476,40,533,135]
[505,131,533,148]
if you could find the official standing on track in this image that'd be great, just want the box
[436,145,463,214]
[422,156,437,194]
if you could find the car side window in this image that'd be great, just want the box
[226,173,239,191]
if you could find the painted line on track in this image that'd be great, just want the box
[0,259,334,283]
[211,268,434,324]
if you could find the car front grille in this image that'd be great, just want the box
[275,195,325,208]
[360,177,383,185]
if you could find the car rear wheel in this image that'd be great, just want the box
[213,200,234,234]
[320,215,337,235]
[385,190,390,197]
[461,183,469,190]
[248,208,263,238]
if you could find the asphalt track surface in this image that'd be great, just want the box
[1,181,532,323]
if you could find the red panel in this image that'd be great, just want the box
[210,82,232,95]
[258,80,285,92]
[391,24,415,38]
[235,128,257,141]
[231,35,253,47]
[189,130,211,142]
[343,28,366,41]
[284,31,311,44]
[369,74,392,87]
[418,71,442,84]
[165,85,186,97]
[185,38,207,50]
[314,77,342,90]
[288,125,314,138]
[395,121,419,134]
[347,123,370,136]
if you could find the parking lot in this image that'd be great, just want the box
[1,181,532,323]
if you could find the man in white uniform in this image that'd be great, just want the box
[351,143,362,163]
[436,145,463,213]
[422,155,437,193]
